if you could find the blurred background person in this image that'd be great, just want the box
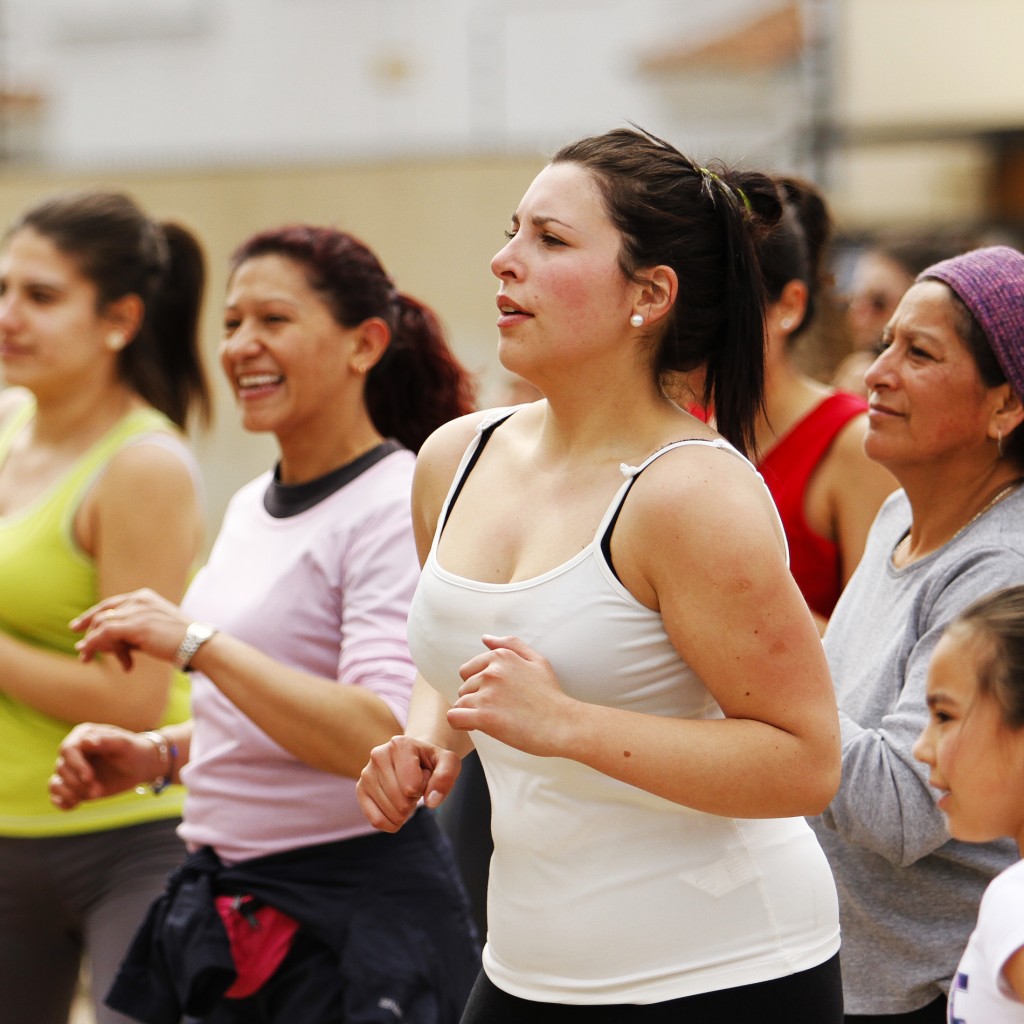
[52,224,480,1024]
[832,235,968,396]
[754,177,897,630]
[810,245,1024,1022]
[0,190,209,1024]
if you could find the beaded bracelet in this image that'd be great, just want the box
[135,730,178,796]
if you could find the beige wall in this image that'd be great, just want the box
[830,138,991,230]
[0,154,547,540]
[838,0,1024,133]
[827,0,1024,230]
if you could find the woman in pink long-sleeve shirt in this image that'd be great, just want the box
[49,225,480,1024]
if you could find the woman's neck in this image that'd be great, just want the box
[276,425,386,485]
[534,377,687,469]
[756,358,831,456]
[29,382,140,449]
[896,462,1024,566]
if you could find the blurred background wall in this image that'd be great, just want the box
[1,0,1022,536]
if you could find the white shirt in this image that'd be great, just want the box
[949,859,1024,1023]
[408,413,840,1004]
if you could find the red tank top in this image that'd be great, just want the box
[757,391,868,619]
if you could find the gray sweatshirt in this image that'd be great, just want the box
[809,486,1024,1015]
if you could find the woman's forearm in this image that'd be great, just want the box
[188,632,403,779]
[405,674,475,757]
[0,630,174,730]
[555,699,840,819]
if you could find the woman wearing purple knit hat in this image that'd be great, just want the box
[809,245,1024,1022]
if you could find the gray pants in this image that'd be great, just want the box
[0,818,184,1024]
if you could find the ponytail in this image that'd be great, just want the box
[121,221,211,430]
[755,176,833,343]
[691,166,781,456]
[366,293,476,452]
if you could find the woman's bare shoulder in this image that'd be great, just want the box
[823,409,897,496]
[418,408,493,466]
[624,439,787,562]
[416,405,537,483]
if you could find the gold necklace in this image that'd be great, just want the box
[895,477,1024,559]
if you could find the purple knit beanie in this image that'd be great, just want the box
[918,245,1024,398]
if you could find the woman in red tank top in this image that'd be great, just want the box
[752,178,896,629]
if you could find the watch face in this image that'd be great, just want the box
[175,622,216,670]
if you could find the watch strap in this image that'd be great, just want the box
[172,622,217,671]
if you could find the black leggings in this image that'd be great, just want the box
[461,953,842,1023]
[845,995,947,1024]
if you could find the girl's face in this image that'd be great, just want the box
[489,161,637,386]
[0,227,118,398]
[914,626,1024,849]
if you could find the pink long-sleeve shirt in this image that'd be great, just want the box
[178,449,418,864]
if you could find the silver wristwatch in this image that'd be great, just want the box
[172,622,218,671]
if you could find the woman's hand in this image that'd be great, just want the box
[49,723,163,809]
[451,634,575,756]
[71,588,190,671]
[357,735,462,832]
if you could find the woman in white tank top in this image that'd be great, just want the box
[358,127,844,1022]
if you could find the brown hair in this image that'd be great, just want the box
[756,176,832,342]
[950,585,1024,729]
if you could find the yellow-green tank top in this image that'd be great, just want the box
[0,399,190,836]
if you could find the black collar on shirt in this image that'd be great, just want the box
[263,440,403,518]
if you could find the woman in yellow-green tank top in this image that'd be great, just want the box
[0,191,210,1024]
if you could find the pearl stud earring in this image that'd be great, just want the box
[630,314,644,328]
[106,332,125,352]
[780,317,794,331]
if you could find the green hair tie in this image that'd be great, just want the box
[698,166,751,213]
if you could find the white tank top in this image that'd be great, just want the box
[408,410,839,1004]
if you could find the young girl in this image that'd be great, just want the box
[914,585,1024,1022]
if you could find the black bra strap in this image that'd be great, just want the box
[439,411,517,533]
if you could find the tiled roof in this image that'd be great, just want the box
[638,2,802,75]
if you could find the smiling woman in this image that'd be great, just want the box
[48,225,480,1024]
[809,246,1024,1023]
[222,253,389,475]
